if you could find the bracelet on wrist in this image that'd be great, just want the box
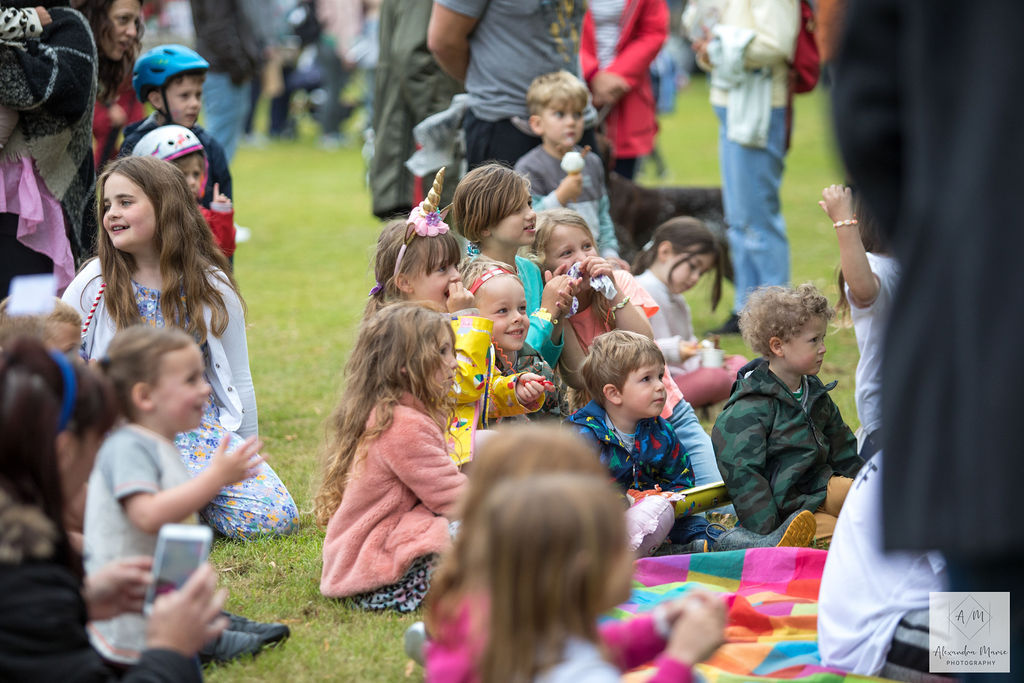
[605,296,631,325]
[833,218,858,228]
[533,308,557,325]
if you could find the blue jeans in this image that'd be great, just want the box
[667,399,717,485]
[667,399,736,515]
[714,105,790,313]
[202,72,250,162]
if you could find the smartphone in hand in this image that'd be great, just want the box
[144,524,213,615]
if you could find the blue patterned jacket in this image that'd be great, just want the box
[570,400,694,491]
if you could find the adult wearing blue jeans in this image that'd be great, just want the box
[692,0,799,334]
[190,0,265,161]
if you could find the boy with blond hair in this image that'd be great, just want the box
[571,330,816,553]
[514,71,621,263]
[0,296,81,355]
[713,284,863,540]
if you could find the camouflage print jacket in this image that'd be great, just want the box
[711,358,863,534]
[570,400,694,492]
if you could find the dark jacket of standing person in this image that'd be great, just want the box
[189,0,262,84]
[832,0,1024,554]
[370,0,461,219]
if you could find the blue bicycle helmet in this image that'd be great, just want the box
[132,44,209,102]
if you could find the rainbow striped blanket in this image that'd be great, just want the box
[604,547,889,682]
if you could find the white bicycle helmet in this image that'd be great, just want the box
[132,124,205,162]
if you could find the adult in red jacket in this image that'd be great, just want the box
[580,0,668,179]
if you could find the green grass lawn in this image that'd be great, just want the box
[208,76,853,681]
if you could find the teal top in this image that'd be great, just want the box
[515,254,563,367]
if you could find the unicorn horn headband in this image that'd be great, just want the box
[392,167,451,277]
[368,168,452,297]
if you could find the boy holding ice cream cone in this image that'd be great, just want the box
[514,71,625,267]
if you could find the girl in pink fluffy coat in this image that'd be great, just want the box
[315,302,466,612]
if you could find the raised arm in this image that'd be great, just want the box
[820,184,879,307]
[122,437,263,534]
[427,3,478,82]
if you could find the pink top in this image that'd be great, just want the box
[319,394,467,598]
[426,600,693,682]
[566,270,686,419]
[0,157,74,291]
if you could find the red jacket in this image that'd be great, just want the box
[200,205,237,258]
[581,0,668,159]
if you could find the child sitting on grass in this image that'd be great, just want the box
[632,217,748,407]
[316,303,467,612]
[367,169,549,465]
[459,257,567,420]
[712,284,864,540]
[442,472,726,680]
[423,424,611,673]
[534,209,722,489]
[451,163,579,368]
[0,295,87,547]
[571,330,816,553]
[87,325,287,666]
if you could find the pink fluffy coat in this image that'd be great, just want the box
[320,394,467,598]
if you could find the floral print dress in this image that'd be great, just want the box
[134,282,298,538]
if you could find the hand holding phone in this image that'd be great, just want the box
[144,524,213,615]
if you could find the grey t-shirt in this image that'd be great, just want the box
[514,144,619,256]
[83,425,196,665]
[437,0,587,121]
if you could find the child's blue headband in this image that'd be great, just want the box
[49,351,77,433]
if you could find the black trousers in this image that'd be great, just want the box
[463,109,600,169]
[0,213,54,299]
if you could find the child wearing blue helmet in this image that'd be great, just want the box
[120,44,231,209]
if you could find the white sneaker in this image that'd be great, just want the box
[403,621,427,665]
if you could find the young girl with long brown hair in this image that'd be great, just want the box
[62,155,297,539]
[316,302,466,612]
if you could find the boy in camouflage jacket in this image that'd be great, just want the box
[712,285,863,539]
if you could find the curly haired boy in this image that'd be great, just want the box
[712,284,863,539]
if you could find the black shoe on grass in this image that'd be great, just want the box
[198,630,265,664]
[224,612,290,646]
